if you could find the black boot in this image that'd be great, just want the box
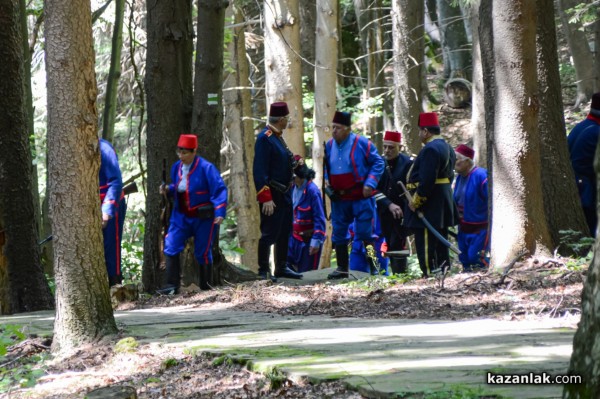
[390,257,408,275]
[156,255,180,295]
[199,264,213,290]
[328,244,350,280]
[257,241,275,280]
[274,263,303,279]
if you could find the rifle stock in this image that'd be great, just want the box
[160,159,171,236]
[123,181,138,196]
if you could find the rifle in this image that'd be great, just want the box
[123,181,138,196]
[160,159,171,238]
[321,141,330,220]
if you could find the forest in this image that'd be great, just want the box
[1,0,600,397]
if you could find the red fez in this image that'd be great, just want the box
[177,134,197,150]
[418,112,439,128]
[383,131,402,145]
[332,111,352,127]
[592,92,600,111]
[455,144,474,160]
[269,102,289,117]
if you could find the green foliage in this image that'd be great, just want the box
[0,325,46,393]
[0,325,25,357]
[265,366,287,391]
[559,230,594,258]
[114,337,139,353]
[565,2,598,26]
[121,217,145,284]
[219,211,246,260]
[161,358,178,370]
[416,384,501,398]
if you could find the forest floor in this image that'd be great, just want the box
[3,254,586,399]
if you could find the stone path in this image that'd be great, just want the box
[3,302,575,399]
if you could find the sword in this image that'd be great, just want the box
[397,180,461,255]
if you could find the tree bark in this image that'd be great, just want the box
[436,0,471,80]
[299,0,316,91]
[536,0,589,247]
[564,147,600,398]
[223,3,261,271]
[391,0,424,155]
[557,0,595,107]
[263,0,305,156]
[314,0,338,269]
[143,0,193,292]
[101,0,125,143]
[490,0,552,267]
[0,0,54,314]
[45,0,117,354]
[19,0,42,244]
[468,0,485,166]
[191,0,228,283]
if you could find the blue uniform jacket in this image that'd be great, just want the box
[568,115,600,208]
[453,167,488,226]
[253,126,294,203]
[99,139,123,217]
[166,156,228,219]
[292,181,326,245]
[324,133,384,190]
[404,136,458,229]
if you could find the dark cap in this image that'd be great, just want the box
[332,111,352,127]
[592,92,600,111]
[269,102,289,117]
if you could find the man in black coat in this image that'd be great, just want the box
[374,131,413,274]
[404,112,458,277]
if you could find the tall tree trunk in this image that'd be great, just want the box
[564,146,600,397]
[223,2,260,271]
[190,0,228,282]
[143,0,193,292]
[436,0,471,80]
[354,0,385,137]
[0,0,54,314]
[101,0,125,143]
[391,0,423,155]
[45,0,117,354]
[536,0,589,246]
[469,0,486,167]
[314,0,338,269]
[557,0,595,107]
[263,0,305,156]
[19,0,42,242]
[299,0,316,91]
[490,0,552,267]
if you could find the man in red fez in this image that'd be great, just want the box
[404,112,458,277]
[373,131,413,274]
[252,102,303,280]
[157,134,228,294]
[324,110,385,279]
[453,144,489,272]
[567,92,600,236]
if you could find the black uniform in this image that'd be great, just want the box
[375,153,413,273]
[404,137,458,277]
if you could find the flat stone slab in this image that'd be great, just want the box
[3,306,575,398]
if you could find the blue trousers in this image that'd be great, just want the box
[287,237,322,272]
[103,198,126,280]
[331,198,375,245]
[457,228,489,269]
[164,211,219,265]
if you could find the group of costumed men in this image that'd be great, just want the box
[105,92,600,293]
[250,101,490,282]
